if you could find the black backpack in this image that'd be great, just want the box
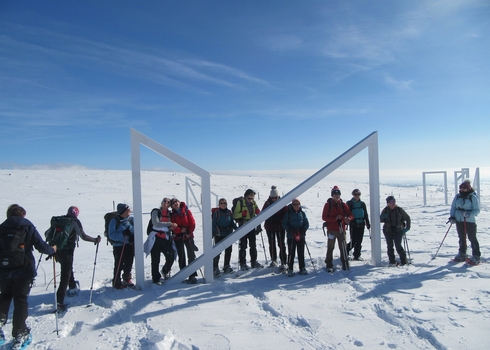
[45,216,74,250]
[0,226,31,269]
[104,212,120,245]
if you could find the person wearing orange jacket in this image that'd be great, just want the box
[170,198,198,284]
[322,186,353,272]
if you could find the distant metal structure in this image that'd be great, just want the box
[422,171,448,206]
[454,167,480,198]
[185,176,219,213]
[130,129,382,287]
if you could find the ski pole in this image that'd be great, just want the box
[338,220,349,270]
[53,258,59,336]
[113,236,127,288]
[259,229,268,265]
[88,240,100,306]
[35,253,43,275]
[403,234,412,264]
[304,240,317,273]
[431,223,453,260]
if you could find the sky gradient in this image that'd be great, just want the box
[1,1,489,176]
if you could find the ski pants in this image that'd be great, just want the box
[0,275,32,337]
[213,235,233,269]
[56,248,77,305]
[150,236,174,282]
[456,221,480,257]
[287,237,305,271]
[325,230,348,268]
[267,229,287,265]
[239,230,257,265]
[349,224,365,259]
[174,239,197,278]
[383,229,406,264]
[113,243,134,284]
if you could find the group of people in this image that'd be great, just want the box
[0,179,481,349]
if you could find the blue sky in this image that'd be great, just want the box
[1,1,489,175]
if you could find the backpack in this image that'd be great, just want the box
[349,200,365,223]
[0,226,31,269]
[44,216,74,251]
[146,208,163,235]
[104,211,120,245]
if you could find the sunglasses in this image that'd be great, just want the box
[388,200,396,204]
[163,200,170,204]
[219,202,227,205]
[353,193,360,196]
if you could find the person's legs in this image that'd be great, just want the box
[383,231,396,264]
[466,222,481,258]
[11,277,32,337]
[150,237,163,282]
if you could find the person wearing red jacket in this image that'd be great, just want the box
[170,198,198,284]
[322,186,353,272]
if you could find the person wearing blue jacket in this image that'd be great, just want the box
[212,198,237,276]
[109,203,135,289]
[282,199,309,277]
[0,204,56,349]
[449,179,481,263]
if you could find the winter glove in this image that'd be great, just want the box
[380,213,388,220]
[448,217,456,224]
[94,235,101,244]
[255,208,260,215]
[123,228,132,236]
[463,211,471,218]
[241,210,248,217]
[366,223,371,230]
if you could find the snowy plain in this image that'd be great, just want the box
[0,168,488,350]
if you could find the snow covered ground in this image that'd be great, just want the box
[0,169,488,350]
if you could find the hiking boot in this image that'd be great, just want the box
[161,268,171,280]
[240,264,250,271]
[269,260,277,268]
[251,261,263,268]
[113,280,127,289]
[213,267,221,278]
[56,303,67,313]
[453,253,467,262]
[278,264,286,272]
[187,276,197,284]
[287,269,294,277]
[468,256,481,264]
[122,279,134,288]
[327,267,334,273]
[153,280,163,286]
[11,331,32,350]
[299,268,308,275]
[223,265,234,274]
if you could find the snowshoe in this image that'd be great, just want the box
[240,264,250,271]
[466,256,481,266]
[287,269,294,277]
[299,268,308,275]
[11,332,32,350]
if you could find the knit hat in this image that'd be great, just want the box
[352,189,361,196]
[331,186,341,196]
[66,205,80,218]
[117,203,129,215]
[386,196,396,204]
[459,179,472,190]
[67,206,79,218]
[270,186,280,198]
[292,198,301,205]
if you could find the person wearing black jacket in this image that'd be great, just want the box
[346,189,370,261]
[55,206,100,310]
[0,204,56,348]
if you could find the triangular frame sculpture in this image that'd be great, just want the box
[130,128,381,288]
